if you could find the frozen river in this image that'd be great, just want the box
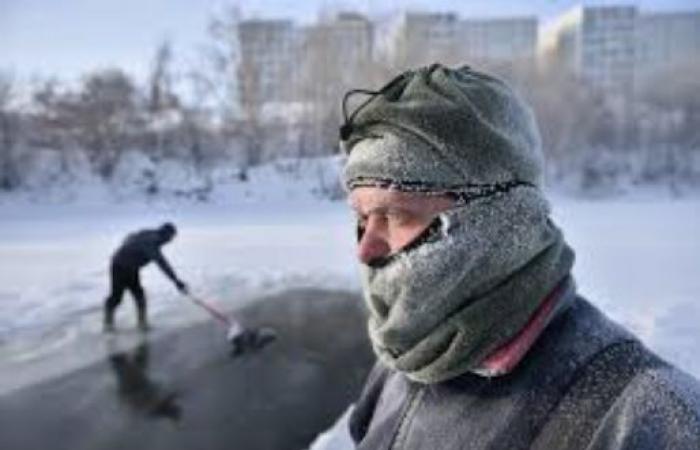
[1,194,699,395]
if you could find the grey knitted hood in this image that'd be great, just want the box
[341,63,544,192]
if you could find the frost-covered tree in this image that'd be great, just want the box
[638,61,700,150]
[197,6,265,171]
[32,69,142,178]
[147,41,179,114]
[0,72,21,190]
[636,61,700,189]
[144,40,184,162]
[492,63,606,177]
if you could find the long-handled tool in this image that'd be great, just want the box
[184,292,277,356]
[184,293,243,342]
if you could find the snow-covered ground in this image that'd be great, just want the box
[0,198,358,394]
[2,190,698,384]
[1,171,699,449]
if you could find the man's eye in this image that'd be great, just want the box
[356,216,367,241]
[387,211,411,226]
[356,215,368,228]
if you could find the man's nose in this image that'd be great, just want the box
[357,221,391,265]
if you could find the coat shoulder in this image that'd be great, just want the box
[590,360,700,449]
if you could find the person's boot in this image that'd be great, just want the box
[103,308,115,333]
[137,308,150,332]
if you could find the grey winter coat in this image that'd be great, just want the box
[111,229,178,282]
[349,296,700,449]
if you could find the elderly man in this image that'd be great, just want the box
[340,64,700,449]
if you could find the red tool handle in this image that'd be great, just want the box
[187,294,231,326]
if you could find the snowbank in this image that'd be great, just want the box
[0,151,347,206]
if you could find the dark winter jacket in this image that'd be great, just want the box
[350,296,700,450]
[111,229,178,282]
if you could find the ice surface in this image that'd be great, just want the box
[0,176,698,447]
[0,198,358,395]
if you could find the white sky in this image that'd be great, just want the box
[1,0,698,83]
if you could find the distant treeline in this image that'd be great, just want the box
[1,11,699,195]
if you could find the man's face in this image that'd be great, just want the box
[349,187,454,265]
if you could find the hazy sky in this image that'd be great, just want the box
[1,0,698,83]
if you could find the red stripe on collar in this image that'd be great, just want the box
[475,281,568,377]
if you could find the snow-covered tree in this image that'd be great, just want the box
[32,69,142,179]
[0,72,21,190]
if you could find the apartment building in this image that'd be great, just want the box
[460,17,538,62]
[392,12,460,67]
[390,11,539,68]
[541,5,700,95]
[238,19,299,104]
[540,5,638,95]
[301,12,374,78]
[637,10,700,82]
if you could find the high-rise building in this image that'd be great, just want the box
[238,19,299,105]
[391,12,539,68]
[301,12,374,78]
[459,17,538,63]
[293,13,374,153]
[238,14,373,110]
[540,5,638,95]
[636,10,700,82]
[393,12,460,68]
[327,12,374,67]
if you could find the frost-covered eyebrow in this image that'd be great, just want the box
[350,189,448,216]
[351,201,415,216]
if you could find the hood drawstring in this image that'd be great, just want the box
[339,64,463,144]
[339,72,410,144]
[340,89,379,142]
